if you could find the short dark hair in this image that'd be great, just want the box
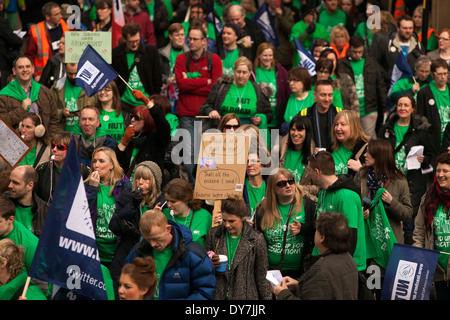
[315,78,334,91]
[431,58,448,73]
[349,35,365,48]
[436,152,450,166]
[221,195,249,219]
[188,23,207,39]
[397,14,413,27]
[316,211,352,253]
[121,23,142,39]
[315,58,333,74]
[42,1,59,17]
[307,151,335,175]
[0,196,16,220]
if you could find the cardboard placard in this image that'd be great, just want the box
[194,132,250,227]
[194,132,249,200]
[0,117,31,168]
[65,31,112,64]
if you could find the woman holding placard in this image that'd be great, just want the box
[205,195,271,300]
[254,168,316,278]
[378,92,432,245]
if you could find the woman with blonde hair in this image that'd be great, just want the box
[254,168,316,278]
[85,146,132,267]
[109,161,164,283]
[330,25,350,59]
[199,56,272,133]
[330,110,369,176]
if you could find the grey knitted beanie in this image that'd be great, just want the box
[135,161,162,194]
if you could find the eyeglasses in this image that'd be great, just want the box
[439,37,450,41]
[51,142,68,151]
[276,177,295,188]
[224,124,239,130]
[188,37,204,42]
[131,114,144,121]
[434,72,448,77]
[99,87,112,92]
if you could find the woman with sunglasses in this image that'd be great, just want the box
[35,131,89,204]
[330,110,369,177]
[159,178,211,247]
[254,168,316,278]
[116,91,171,184]
[85,146,132,268]
[16,112,50,168]
[96,81,130,144]
[205,195,272,300]
[109,160,164,283]
[218,113,241,133]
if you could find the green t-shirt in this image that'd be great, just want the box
[18,145,36,167]
[100,110,125,144]
[394,122,409,174]
[255,67,278,127]
[350,58,367,116]
[433,205,450,270]
[290,20,329,67]
[332,144,353,175]
[153,245,173,300]
[315,187,367,271]
[284,149,305,182]
[354,22,373,49]
[221,82,258,122]
[162,208,212,247]
[284,92,314,123]
[245,177,266,218]
[64,79,83,133]
[0,271,46,300]
[95,184,117,263]
[263,203,306,270]
[318,9,347,35]
[15,204,33,233]
[0,220,38,272]
[222,47,239,76]
[121,52,149,107]
[169,47,184,76]
[146,1,155,21]
[429,81,450,142]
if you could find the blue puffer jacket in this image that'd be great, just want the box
[125,220,216,300]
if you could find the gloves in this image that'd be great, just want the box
[119,220,140,238]
[211,254,221,269]
[131,188,144,208]
[305,22,316,34]
[120,125,135,146]
[132,89,150,105]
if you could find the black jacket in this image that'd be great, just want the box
[339,55,387,114]
[111,42,163,99]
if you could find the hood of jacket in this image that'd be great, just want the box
[327,174,361,197]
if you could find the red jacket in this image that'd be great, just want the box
[124,8,156,46]
[174,50,222,116]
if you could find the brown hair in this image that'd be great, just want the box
[162,178,202,211]
[121,256,157,299]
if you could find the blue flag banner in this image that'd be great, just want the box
[252,3,279,47]
[76,44,118,97]
[206,4,223,35]
[294,39,316,76]
[387,53,414,109]
[29,137,108,300]
[381,243,439,300]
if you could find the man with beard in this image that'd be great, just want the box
[51,62,97,133]
[6,165,48,238]
[0,56,60,136]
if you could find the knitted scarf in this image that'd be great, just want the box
[424,181,450,232]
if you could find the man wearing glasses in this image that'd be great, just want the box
[174,25,222,187]
[417,58,450,159]
[112,22,162,112]
[306,151,366,274]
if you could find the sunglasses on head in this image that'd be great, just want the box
[276,177,295,188]
[131,114,144,121]
[51,142,68,151]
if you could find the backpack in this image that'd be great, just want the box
[185,50,213,75]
